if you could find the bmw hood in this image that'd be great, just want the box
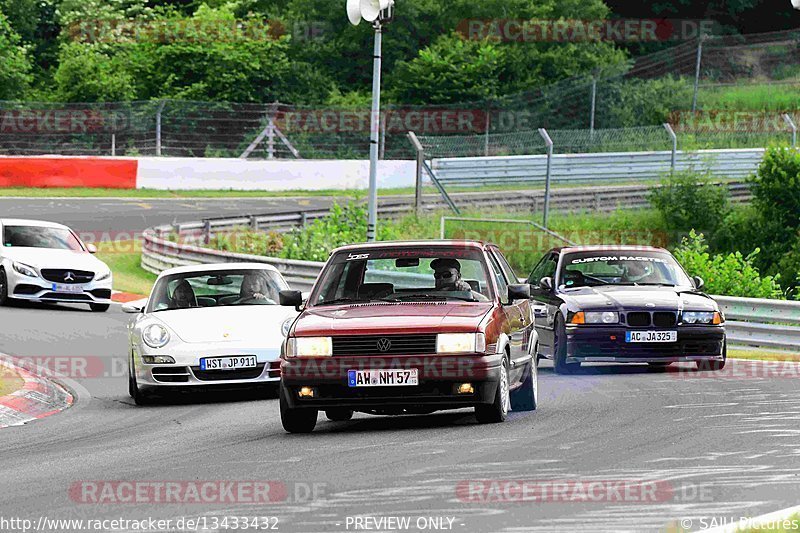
[2,247,108,273]
[151,305,298,344]
[561,285,718,312]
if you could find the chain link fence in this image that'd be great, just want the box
[0,30,798,159]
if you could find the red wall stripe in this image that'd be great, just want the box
[0,157,138,189]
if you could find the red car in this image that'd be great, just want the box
[278,241,539,433]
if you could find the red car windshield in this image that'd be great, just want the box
[310,247,493,306]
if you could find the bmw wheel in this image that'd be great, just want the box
[553,316,580,375]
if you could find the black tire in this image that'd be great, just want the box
[90,303,110,312]
[510,358,538,412]
[697,341,727,371]
[325,409,354,422]
[129,358,154,406]
[553,316,579,375]
[647,362,672,372]
[475,357,510,424]
[0,268,8,306]
[280,386,317,433]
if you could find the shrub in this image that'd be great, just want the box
[280,201,367,262]
[750,146,800,231]
[648,169,730,234]
[209,228,283,256]
[672,231,783,299]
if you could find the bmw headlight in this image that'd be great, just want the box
[584,311,620,324]
[436,333,486,354]
[683,311,722,325]
[95,268,112,281]
[12,262,38,278]
[286,337,332,358]
[142,324,170,348]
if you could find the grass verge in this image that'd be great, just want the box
[95,240,156,296]
[0,366,24,397]
[728,348,800,362]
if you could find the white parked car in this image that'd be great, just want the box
[124,263,299,405]
[0,218,113,312]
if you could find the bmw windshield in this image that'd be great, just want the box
[559,251,693,289]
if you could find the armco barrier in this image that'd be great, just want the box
[142,220,798,352]
[432,148,765,186]
[715,296,800,351]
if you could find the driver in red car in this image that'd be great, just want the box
[431,257,473,292]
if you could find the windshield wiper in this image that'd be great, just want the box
[316,297,374,306]
[393,294,476,302]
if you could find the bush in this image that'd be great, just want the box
[649,169,730,234]
[672,231,783,299]
[209,229,283,256]
[280,201,367,262]
[750,146,800,231]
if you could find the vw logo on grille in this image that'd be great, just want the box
[376,338,392,352]
[64,272,75,282]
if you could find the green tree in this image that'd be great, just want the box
[0,9,33,99]
[53,43,136,101]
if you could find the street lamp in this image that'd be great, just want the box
[346,0,395,242]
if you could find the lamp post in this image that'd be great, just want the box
[347,0,394,242]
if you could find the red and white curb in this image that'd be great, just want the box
[0,355,73,428]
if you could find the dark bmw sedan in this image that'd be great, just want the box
[527,246,726,374]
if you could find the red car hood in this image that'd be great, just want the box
[293,302,494,336]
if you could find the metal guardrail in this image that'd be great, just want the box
[141,223,798,352]
[715,296,800,352]
[432,148,765,186]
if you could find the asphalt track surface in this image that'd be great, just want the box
[2,300,800,533]
[2,198,800,532]
[0,197,334,236]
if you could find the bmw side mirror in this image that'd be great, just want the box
[507,284,531,302]
[693,276,705,290]
[280,290,303,309]
[86,243,98,254]
[539,277,553,291]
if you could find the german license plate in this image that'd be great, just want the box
[348,369,419,387]
[625,331,677,343]
[200,356,257,371]
[52,283,84,293]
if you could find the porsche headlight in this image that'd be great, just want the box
[12,262,38,278]
[683,311,722,325]
[286,336,332,358]
[142,355,175,364]
[95,268,112,281]
[584,311,620,324]
[142,324,170,348]
[436,333,486,354]
[281,317,295,337]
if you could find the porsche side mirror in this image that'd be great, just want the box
[122,299,146,314]
[280,290,303,308]
[86,243,98,254]
[507,284,531,302]
[693,276,705,290]
[539,277,554,291]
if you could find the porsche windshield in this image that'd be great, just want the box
[147,269,289,312]
[559,251,692,289]
[311,247,493,305]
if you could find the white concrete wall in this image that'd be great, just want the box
[135,157,416,191]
